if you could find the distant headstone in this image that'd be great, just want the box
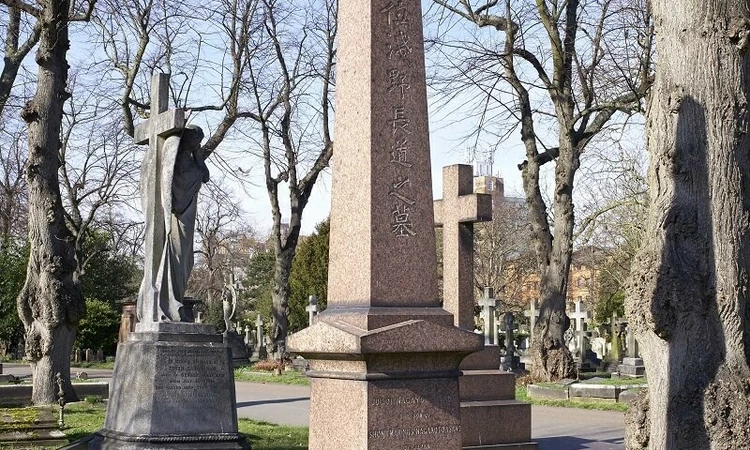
[96,349,104,362]
[499,312,518,370]
[117,297,137,344]
[591,337,608,360]
[244,326,253,347]
[478,287,497,345]
[286,0,484,446]
[626,323,639,358]
[74,348,81,364]
[569,300,592,365]
[255,316,267,361]
[618,357,646,377]
[305,295,319,326]
[222,284,249,367]
[610,315,627,363]
[85,349,94,363]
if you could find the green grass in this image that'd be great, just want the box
[516,385,629,413]
[239,419,308,449]
[234,368,310,386]
[534,382,569,390]
[60,403,309,449]
[70,361,115,370]
[581,377,647,386]
[64,403,107,442]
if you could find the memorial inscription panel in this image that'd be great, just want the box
[151,344,234,434]
[367,378,462,449]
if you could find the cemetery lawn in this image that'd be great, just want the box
[63,403,309,449]
[515,386,628,413]
[580,377,647,386]
[71,361,115,370]
[234,368,310,386]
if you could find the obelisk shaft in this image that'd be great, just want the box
[327,0,439,309]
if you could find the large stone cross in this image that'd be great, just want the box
[434,164,492,330]
[569,300,592,364]
[132,73,185,324]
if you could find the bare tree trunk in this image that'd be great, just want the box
[625,1,750,448]
[15,0,83,405]
[271,245,294,360]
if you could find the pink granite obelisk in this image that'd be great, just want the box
[287,0,483,448]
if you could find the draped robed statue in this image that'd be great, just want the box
[138,125,209,322]
[132,73,212,325]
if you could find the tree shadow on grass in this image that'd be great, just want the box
[236,396,309,408]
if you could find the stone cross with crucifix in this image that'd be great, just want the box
[133,72,208,328]
[434,164,492,330]
[569,300,592,364]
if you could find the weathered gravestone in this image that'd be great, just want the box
[117,297,137,345]
[73,73,248,450]
[252,315,267,362]
[287,3,484,448]
[222,284,250,367]
[434,165,535,449]
[499,312,521,371]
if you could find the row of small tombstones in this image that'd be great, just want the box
[71,348,106,363]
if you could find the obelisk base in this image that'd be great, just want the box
[67,323,249,449]
[458,346,537,450]
[288,312,483,450]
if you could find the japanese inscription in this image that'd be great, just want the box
[381,0,416,238]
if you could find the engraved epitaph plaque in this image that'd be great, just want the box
[367,379,462,450]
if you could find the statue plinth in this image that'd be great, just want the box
[71,323,250,449]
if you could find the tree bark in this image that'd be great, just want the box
[625,1,750,448]
[15,0,83,405]
[271,245,294,360]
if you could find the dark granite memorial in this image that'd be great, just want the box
[64,73,248,450]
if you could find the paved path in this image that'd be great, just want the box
[3,364,625,449]
[234,381,625,450]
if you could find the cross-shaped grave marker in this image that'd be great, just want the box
[626,322,639,358]
[434,164,492,330]
[133,73,186,325]
[569,300,592,364]
[478,287,497,345]
[306,295,319,326]
[524,298,540,341]
[499,312,517,370]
